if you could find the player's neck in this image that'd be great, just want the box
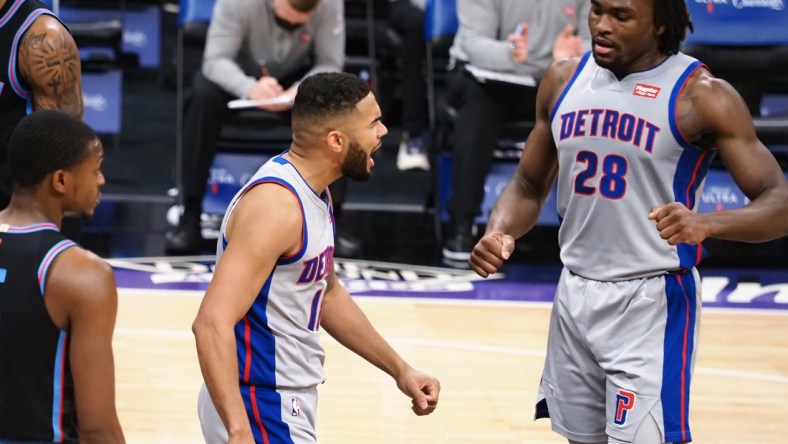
[0,195,63,229]
[283,148,338,194]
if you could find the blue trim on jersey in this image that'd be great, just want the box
[240,386,296,444]
[51,331,67,442]
[3,222,58,233]
[0,268,6,283]
[549,51,591,124]
[668,61,704,150]
[236,273,278,389]
[235,176,309,265]
[0,0,25,27]
[272,153,331,204]
[669,60,713,269]
[672,146,713,268]
[259,177,308,265]
[37,240,76,295]
[662,272,696,443]
[9,9,51,99]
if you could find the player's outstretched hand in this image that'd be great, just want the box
[395,367,440,416]
[469,232,515,278]
[648,202,711,245]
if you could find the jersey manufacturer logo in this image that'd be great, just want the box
[614,389,636,425]
[633,83,661,99]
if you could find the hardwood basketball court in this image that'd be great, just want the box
[112,268,788,443]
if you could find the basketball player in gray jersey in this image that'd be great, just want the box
[469,0,788,443]
[193,72,440,444]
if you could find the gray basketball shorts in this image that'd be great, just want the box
[199,382,319,444]
[536,267,701,443]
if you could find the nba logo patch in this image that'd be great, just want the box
[300,31,312,43]
[633,84,660,99]
[564,5,576,18]
[614,389,636,426]
[291,397,302,417]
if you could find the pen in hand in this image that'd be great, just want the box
[510,23,524,49]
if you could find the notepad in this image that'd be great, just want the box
[465,64,537,87]
[227,95,295,109]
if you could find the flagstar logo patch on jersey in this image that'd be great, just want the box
[633,84,660,99]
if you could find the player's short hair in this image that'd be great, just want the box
[289,0,319,13]
[653,0,693,55]
[7,110,98,189]
[291,72,370,139]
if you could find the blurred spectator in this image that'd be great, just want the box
[442,0,590,266]
[388,0,430,171]
[167,0,345,254]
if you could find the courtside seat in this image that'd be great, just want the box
[425,0,537,233]
[681,1,788,146]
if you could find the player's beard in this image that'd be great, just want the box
[341,140,372,182]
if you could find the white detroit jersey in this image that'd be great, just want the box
[217,153,335,390]
[550,51,713,281]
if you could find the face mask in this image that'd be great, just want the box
[274,14,302,31]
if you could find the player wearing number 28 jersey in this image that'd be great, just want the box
[551,51,709,281]
[469,0,788,441]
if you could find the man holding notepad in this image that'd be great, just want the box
[441,0,591,266]
[168,0,345,254]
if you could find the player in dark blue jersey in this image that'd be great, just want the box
[0,111,124,443]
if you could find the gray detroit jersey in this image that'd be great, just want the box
[550,52,713,281]
[217,153,334,390]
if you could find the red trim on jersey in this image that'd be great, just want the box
[676,274,690,441]
[249,386,271,444]
[684,149,708,210]
[243,316,252,383]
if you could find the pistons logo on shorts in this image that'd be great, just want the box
[291,397,302,417]
[614,390,636,426]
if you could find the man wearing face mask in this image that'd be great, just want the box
[167,0,345,255]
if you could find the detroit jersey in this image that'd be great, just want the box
[550,51,713,281]
[0,0,58,162]
[217,153,334,390]
[0,223,78,442]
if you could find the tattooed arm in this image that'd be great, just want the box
[17,15,83,119]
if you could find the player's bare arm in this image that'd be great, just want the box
[650,69,788,244]
[193,184,302,441]
[46,248,125,444]
[17,15,83,118]
[469,58,573,278]
[320,265,440,415]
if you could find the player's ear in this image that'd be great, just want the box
[326,129,346,154]
[654,24,665,38]
[50,170,68,194]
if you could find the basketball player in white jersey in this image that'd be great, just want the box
[469,0,788,443]
[192,72,440,444]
